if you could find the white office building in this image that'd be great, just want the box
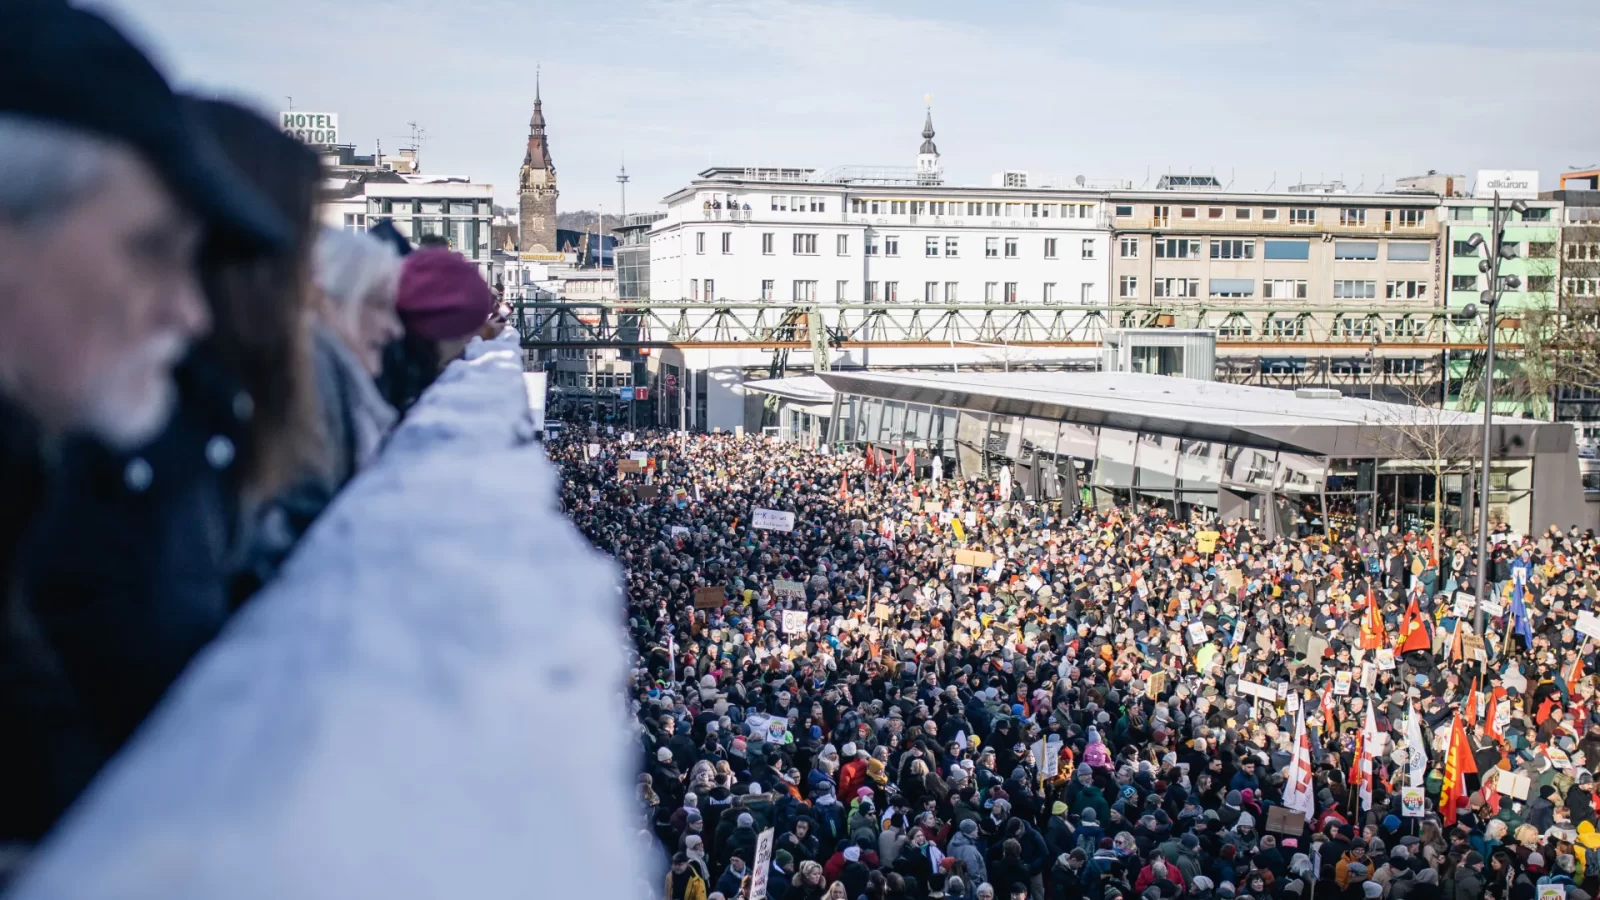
[645,111,1113,431]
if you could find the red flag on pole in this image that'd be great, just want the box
[865,445,878,475]
[1485,687,1506,743]
[1397,598,1432,654]
[1439,713,1477,827]
[838,472,848,499]
[1360,586,1387,650]
[907,447,916,482]
[1462,676,1480,729]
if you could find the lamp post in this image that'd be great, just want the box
[1465,193,1527,639]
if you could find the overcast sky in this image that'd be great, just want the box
[102,0,1600,213]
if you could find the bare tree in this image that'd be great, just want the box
[1374,383,1484,553]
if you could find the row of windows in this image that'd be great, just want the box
[1216,317,1435,340]
[1450,275,1556,293]
[695,231,1100,260]
[1113,204,1428,228]
[1452,239,1558,258]
[1118,276,1432,300]
[1119,238,1432,262]
[689,279,1098,304]
[849,199,1098,219]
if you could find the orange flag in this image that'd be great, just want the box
[1360,586,1387,650]
[1462,676,1480,729]
[1485,687,1507,743]
[838,472,848,499]
[1397,598,1432,654]
[1449,621,1464,662]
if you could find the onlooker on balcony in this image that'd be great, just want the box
[378,248,496,415]
[0,0,289,841]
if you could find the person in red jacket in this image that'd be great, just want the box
[838,743,868,806]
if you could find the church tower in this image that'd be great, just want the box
[518,72,558,252]
[916,107,942,185]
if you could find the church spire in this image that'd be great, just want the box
[919,107,937,155]
[530,65,546,130]
[525,66,551,168]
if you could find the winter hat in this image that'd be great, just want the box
[774,849,793,868]
[1181,834,1199,850]
[1529,852,1546,868]
[1082,808,1098,824]
[737,812,754,828]
[395,248,494,341]
[657,747,673,762]
[843,845,861,862]
[842,742,857,757]
[1226,790,1242,806]
[1346,863,1368,879]
[1363,884,1382,899]
[1052,801,1068,816]
[960,818,980,837]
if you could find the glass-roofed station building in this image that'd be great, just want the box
[744,371,1589,539]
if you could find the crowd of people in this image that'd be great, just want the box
[0,0,506,869]
[555,428,1600,900]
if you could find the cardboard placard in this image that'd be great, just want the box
[924,500,944,515]
[873,603,894,621]
[1146,672,1167,700]
[1453,593,1475,617]
[1376,648,1396,670]
[1479,598,1504,618]
[694,586,727,609]
[617,459,645,474]
[1265,806,1305,836]
[748,828,774,900]
[585,443,600,460]
[636,485,660,501]
[670,526,690,537]
[628,450,649,462]
[1221,569,1245,591]
[773,580,807,602]
[955,549,997,569]
[1496,769,1532,800]
[1463,634,1487,663]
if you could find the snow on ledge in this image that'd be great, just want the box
[9,331,638,900]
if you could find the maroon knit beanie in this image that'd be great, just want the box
[396,248,494,341]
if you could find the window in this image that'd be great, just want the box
[690,278,699,300]
[985,282,998,302]
[836,234,849,256]
[1452,274,1478,292]
[1388,242,1429,262]
[695,232,705,254]
[1385,317,1426,339]
[890,201,907,215]
[1334,241,1379,260]
[1384,357,1425,374]
[1235,208,1252,221]
[761,232,773,254]
[1004,203,1020,218]
[811,197,825,213]
[1119,236,1139,259]
[1025,203,1040,218]
[793,233,817,255]
[924,281,939,303]
[945,237,959,258]
[704,278,715,300]
[1264,317,1306,338]
[851,199,864,213]
[866,281,880,302]
[1261,208,1280,221]
[760,279,774,301]
[1209,278,1255,298]
[1340,209,1367,226]
[1386,280,1427,300]
[1528,241,1556,259]
[986,237,1001,258]
[1335,317,1375,339]
[1207,207,1224,219]
[792,280,816,302]
[719,232,731,254]
[1263,279,1308,300]
[1453,240,1479,257]
[1152,206,1170,227]
[1044,237,1058,259]
[1081,283,1094,304]
[985,202,1000,217]
[1566,243,1600,261]
[1119,275,1139,299]
[1115,205,1134,218]
[884,235,899,257]
[1180,207,1198,219]
[966,202,982,216]
[1210,239,1254,260]
[1043,282,1056,304]
[1567,278,1599,298]
[884,281,898,303]
[1333,280,1377,299]
[1395,209,1425,228]
[1289,208,1316,225]
[836,280,849,303]
[926,236,940,257]
[1005,238,1019,259]
[944,282,959,304]
[342,213,367,232]
[1528,275,1554,293]
[864,234,878,256]
[791,196,803,211]
[1153,278,1200,298]
[771,195,788,212]
[1263,240,1310,261]
[1004,282,1018,304]
[1155,238,1201,259]
[1522,207,1551,221]
[1082,239,1095,260]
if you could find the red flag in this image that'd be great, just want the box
[1348,716,1367,788]
[1570,654,1586,686]
[1360,586,1387,650]
[1397,598,1432,655]
[1485,688,1506,743]
[1449,621,1464,662]
[1463,676,1480,729]
[864,445,878,475]
[1439,713,1478,827]
[907,447,916,481]
[838,472,848,499]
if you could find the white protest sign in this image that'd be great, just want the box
[748,828,775,900]
[629,450,648,462]
[1479,598,1504,617]
[1376,648,1396,670]
[1453,593,1475,617]
[586,443,600,460]
[1401,786,1425,817]
[620,431,634,443]
[1026,575,1044,594]
[781,610,809,635]
[1238,680,1277,701]
[752,508,796,533]
[670,526,690,538]
[1187,621,1208,645]
[1577,612,1600,641]
[1334,671,1352,695]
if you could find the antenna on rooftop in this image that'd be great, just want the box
[1225,167,1235,190]
[1266,172,1277,192]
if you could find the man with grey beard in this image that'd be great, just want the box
[0,0,287,846]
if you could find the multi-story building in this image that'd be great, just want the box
[1542,179,1600,426]
[1440,190,1561,314]
[617,212,665,303]
[361,180,496,275]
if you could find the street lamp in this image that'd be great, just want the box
[1465,193,1527,640]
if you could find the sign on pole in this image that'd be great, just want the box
[780,610,808,635]
[752,508,796,533]
[1576,611,1600,641]
[773,581,807,603]
[1400,786,1426,817]
[619,387,634,402]
[748,827,775,900]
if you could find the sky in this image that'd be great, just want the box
[101,0,1600,213]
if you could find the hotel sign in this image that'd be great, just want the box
[280,111,339,145]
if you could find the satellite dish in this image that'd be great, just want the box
[1074,175,1086,187]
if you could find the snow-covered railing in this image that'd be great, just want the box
[8,330,638,900]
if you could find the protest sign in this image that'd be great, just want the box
[1196,530,1220,555]
[1237,680,1277,701]
[1539,887,1565,900]
[1037,739,1059,779]
[1453,593,1475,617]
[873,603,894,621]
[670,526,690,538]
[1401,786,1426,817]
[748,828,775,900]
[1026,575,1044,594]
[955,549,996,568]
[628,450,649,462]
[1145,672,1167,699]
[635,485,660,502]
[617,459,645,474]
[752,508,796,532]
[773,580,807,603]
[924,500,944,514]
[694,586,727,609]
[1221,569,1244,591]
[1577,611,1600,641]
[619,431,633,443]
[781,610,808,635]
[1463,634,1486,662]
[1186,621,1208,645]
[1265,806,1305,836]
[1375,648,1395,670]
[1496,769,1532,800]
[1334,670,1352,695]
[585,443,600,460]
[1479,597,1504,617]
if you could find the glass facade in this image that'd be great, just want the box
[826,392,1537,536]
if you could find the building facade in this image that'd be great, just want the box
[518,78,559,252]
[1440,197,1562,313]
[362,181,495,271]
[617,212,666,303]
